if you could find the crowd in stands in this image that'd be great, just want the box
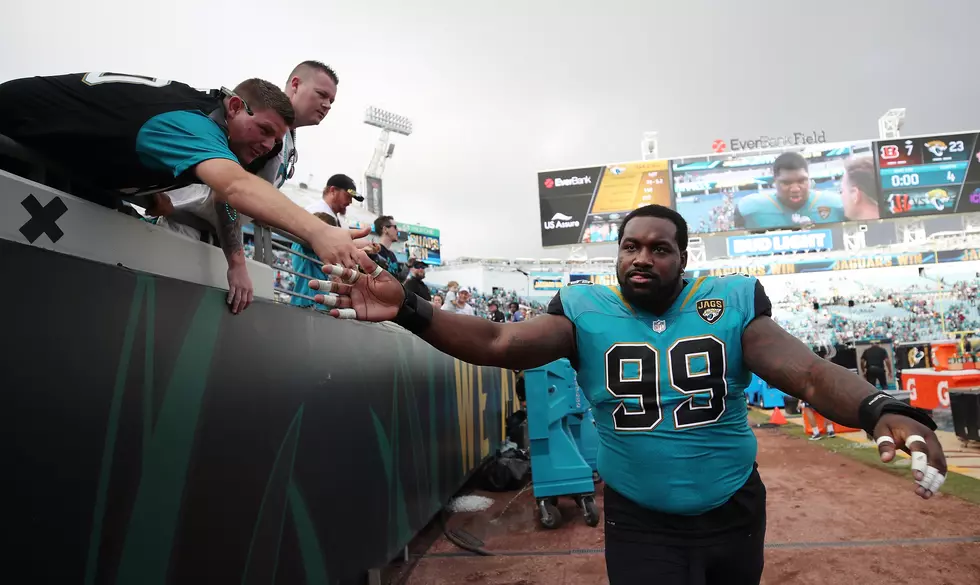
[773,276,979,346]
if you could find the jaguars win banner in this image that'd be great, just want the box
[394,223,442,265]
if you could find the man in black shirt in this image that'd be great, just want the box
[402,259,431,302]
[861,342,892,390]
[487,301,506,323]
[0,71,369,270]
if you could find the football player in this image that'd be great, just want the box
[733,152,846,229]
[313,204,947,585]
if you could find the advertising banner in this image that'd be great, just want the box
[364,175,383,216]
[530,272,565,292]
[568,273,618,286]
[538,161,671,247]
[726,229,833,257]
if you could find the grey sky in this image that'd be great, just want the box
[2,0,978,260]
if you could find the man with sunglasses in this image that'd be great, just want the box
[371,215,402,278]
[152,62,341,314]
[0,71,370,275]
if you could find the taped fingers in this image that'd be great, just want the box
[335,308,357,319]
[313,294,352,309]
[918,465,946,494]
[308,279,352,295]
[371,264,384,278]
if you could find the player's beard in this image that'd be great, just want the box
[618,269,683,313]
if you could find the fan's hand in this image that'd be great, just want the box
[308,224,373,271]
[310,255,405,322]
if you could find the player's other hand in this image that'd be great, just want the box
[875,413,948,499]
[310,255,404,322]
[309,224,373,271]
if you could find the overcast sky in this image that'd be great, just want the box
[3,0,979,260]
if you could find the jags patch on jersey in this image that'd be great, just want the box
[817,206,832,219]
[696,298,725,324]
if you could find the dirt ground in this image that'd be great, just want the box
[398,426,980,585]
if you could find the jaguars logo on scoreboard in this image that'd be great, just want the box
[696,299,725,324]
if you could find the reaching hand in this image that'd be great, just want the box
[226,263,254,315]
[874,413,948,499]
[309,224,374,270]
[309,255,405,322]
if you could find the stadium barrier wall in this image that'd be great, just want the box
[2,236,518,584]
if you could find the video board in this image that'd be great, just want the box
[392,222,442,265]
[537,130,980,248]
[672,142,878,235]
[874,131,980,218]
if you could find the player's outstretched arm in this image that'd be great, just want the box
[308,257,575,370]
[743,315,947,498]
[194,158,371,270]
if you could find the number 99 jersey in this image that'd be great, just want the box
[547,275,773,516]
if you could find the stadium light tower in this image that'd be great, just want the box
[363,106,413,214]
[641,131,660,161]
[878,108,906,139]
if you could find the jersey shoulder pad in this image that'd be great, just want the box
[559,283,627,321]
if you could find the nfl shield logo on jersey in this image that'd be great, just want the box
[696,299,725,324]
[652,320,667,333]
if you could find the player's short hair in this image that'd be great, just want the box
[772,152,808,178]
[619,204,689,252]
[374,215,394,235]
[233,78,295,126]
[844,155,878,203]
[289,60,339,85]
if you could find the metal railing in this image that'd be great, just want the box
[248,223,326,306]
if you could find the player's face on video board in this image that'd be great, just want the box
[290,70,337,127]
[617,217,686,306]
[226,99,289,164]
[775,168,810,210]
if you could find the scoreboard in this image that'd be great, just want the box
[875,132,980,217]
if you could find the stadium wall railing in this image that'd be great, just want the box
[0,165,518,584]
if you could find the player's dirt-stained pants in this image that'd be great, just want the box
[603,464,767,585]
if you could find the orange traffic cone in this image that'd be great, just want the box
[769,408,788,425]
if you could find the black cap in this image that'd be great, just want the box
[327,174,363,201]
[410,258,427,269]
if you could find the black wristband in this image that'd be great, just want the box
[857,392,937,435]
[392,287,433,334]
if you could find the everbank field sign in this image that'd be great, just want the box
[711,131,828,153]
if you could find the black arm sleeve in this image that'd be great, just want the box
[546,291,565,317]
[754,280,772,319]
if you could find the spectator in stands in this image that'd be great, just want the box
[288,212,338,309]
[442,288,476,316]
[432,294,444,310]
[840,156,880,220]
[509,302,525,322]
[403,259,431,301]
[148,61,341,314]
[0,71,370,269]
[487,301,506,323]
[306,174,362,227]
[371,215,403,278]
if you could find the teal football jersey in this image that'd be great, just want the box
[734,190,845,229]
[551,275,772,515]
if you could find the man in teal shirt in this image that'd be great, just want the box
[733,152,845,229]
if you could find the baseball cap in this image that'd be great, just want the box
[327,174,363,201]
[410,258,427,269]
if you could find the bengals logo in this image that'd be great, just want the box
[696,299,725,324]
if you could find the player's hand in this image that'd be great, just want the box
[226,262,254,315]
[875,413,948,499]
[309,225,373,271]
[310,255,405,322]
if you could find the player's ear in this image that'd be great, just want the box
[679,249,688,273]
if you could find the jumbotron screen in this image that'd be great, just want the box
[538,160,671,247]
[671,141,879,235]
[874,131,980,217]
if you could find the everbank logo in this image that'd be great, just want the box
[543,212,580,230]
[543,175,592,189]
